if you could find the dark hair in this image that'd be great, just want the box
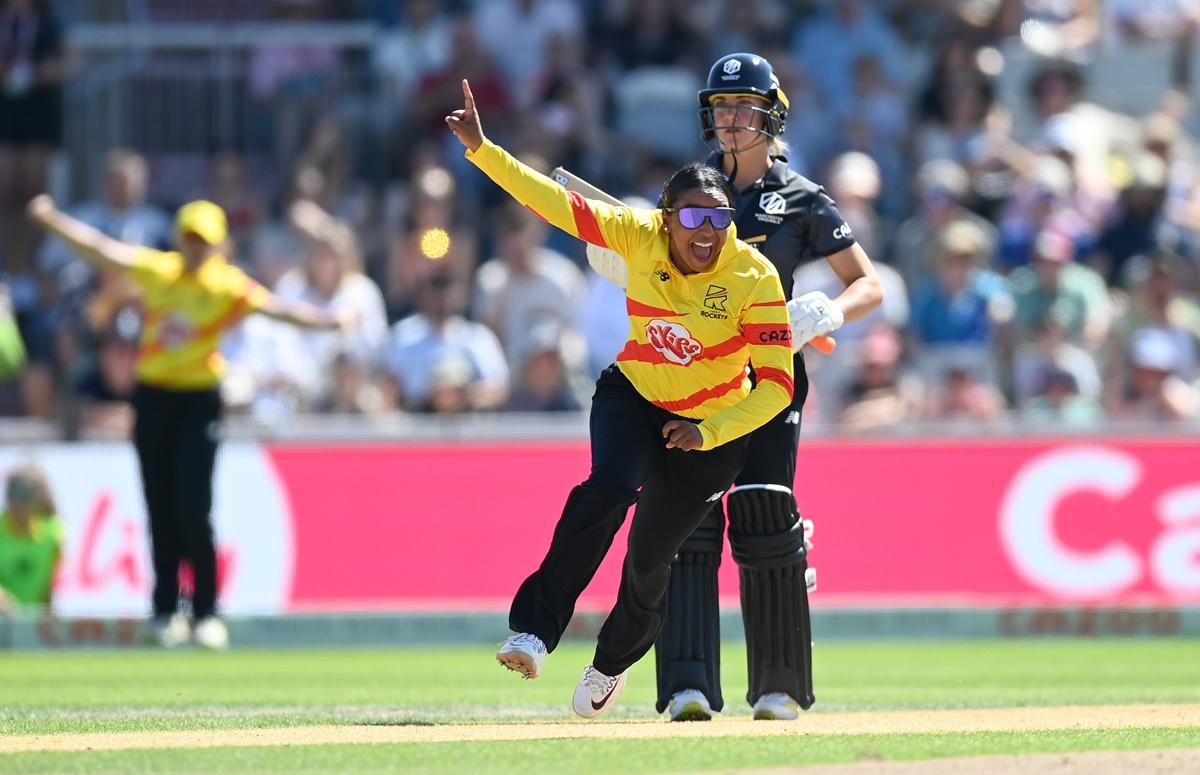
[657,163,735,210]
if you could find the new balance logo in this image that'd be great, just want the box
[706,491,724,502]
[786,411,800,425]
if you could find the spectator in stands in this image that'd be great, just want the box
[914,36,995,168]
[318,349,387,415]
[0,0,66,286]
[790,0,905,121]
[382,269,508,412]
[0,461,61,615]
[274,200,388,407]
[824,151,883,259]
[924,364,1007,425]
[1089,152,1169,286]
[505,320,587,413]
[1020,367,1104,427]
[910,219,1012,354]
[1010,228,1111,349]
[372,0,453,112]
[203,152,264,261]
[838,325,922,433]
[472,0,582,109]
[384,159,478,320]
[67,303,140,438]
[892,160,998,291]
[1107,250,1200,380]
[1011,313,1102,408]
[1109,326,1200,421]
[37,149,171,317]
[473,202,587,373]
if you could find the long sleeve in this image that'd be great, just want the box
[696,275,794,450]
[467,139,657,260]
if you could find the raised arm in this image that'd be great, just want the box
[445,79,651,258]
[26,195,139,272]
[256,295,356,332]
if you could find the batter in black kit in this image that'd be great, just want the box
[653,52,885,721]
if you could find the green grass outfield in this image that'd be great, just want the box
[2,640,1199,774]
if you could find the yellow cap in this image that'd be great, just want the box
[175,200,228,246]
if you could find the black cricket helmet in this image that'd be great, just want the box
[698,52,789,152]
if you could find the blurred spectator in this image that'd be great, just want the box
[909,219,1012,352]
[372,0,452,111]
[381,270,509,412]
[925,365,1008,425]
[0,0,66,283]
[222,313,320,421]
[0,461,61,614]
[1108,326,1200,421]
[891,159,998,290]
[914,36,995,167]
[1088,152,1169,286]
[473,202,587,372]
[37,149,171,322]
[1011,314,1102,407]
[274,200,388,407]
[384,159,478,319]
[995,154,1087,271]
[411,13,514,144]
[826,151,884,258]
[248,0,338,166]
[602,0,694,71]
[504,321,587,412]
[1010,228,1111,348]
[203,152,265,260]
[581,264,629,377]
[317,349,387,415]
[790,0,906,120]
[838,326,923,433]
[472,0,582,109]
[1020,367,1104,427]
[1107,251,1200,383]
[993,0,1100,61]
[67,303,139,437]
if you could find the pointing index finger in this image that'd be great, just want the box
[462,79,475,111]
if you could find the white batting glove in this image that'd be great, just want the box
[787,290,844,352]
[586,243,628,289]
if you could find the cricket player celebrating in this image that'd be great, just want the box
[446,79,795,718]
[587,53,885,721]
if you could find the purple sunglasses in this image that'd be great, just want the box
[668,206,736,230]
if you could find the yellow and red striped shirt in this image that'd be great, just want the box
[468,140,793,450]
[129,248,271,389]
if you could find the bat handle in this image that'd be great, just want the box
[808,335,836,354]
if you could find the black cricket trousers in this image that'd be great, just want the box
[509,365,749,677]
[132,383,222,620]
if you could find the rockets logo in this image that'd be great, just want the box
[646,319,703,365]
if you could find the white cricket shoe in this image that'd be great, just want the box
[154,613,191,649]
[572,665,626,718]
[192,616,230,651]
[668,688,713,722]
[752,691,800,720]
[496,633,546,679]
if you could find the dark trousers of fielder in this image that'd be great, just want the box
[655,351,814,712]
[132,383,222,621]
[509,365,748,677]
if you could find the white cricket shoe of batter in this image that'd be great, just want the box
[192,616,230,651]
[572,665,626,718]
[668,688,713,722]
[497,632,546,679]
[752,692,800,720]
[154,613,190,649]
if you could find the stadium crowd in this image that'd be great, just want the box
[2,0,1200,436]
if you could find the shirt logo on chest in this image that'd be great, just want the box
[646,319,703,365]
[759,191,787,215]
[701,285,730,320]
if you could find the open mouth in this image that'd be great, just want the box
[690,240,714,263]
